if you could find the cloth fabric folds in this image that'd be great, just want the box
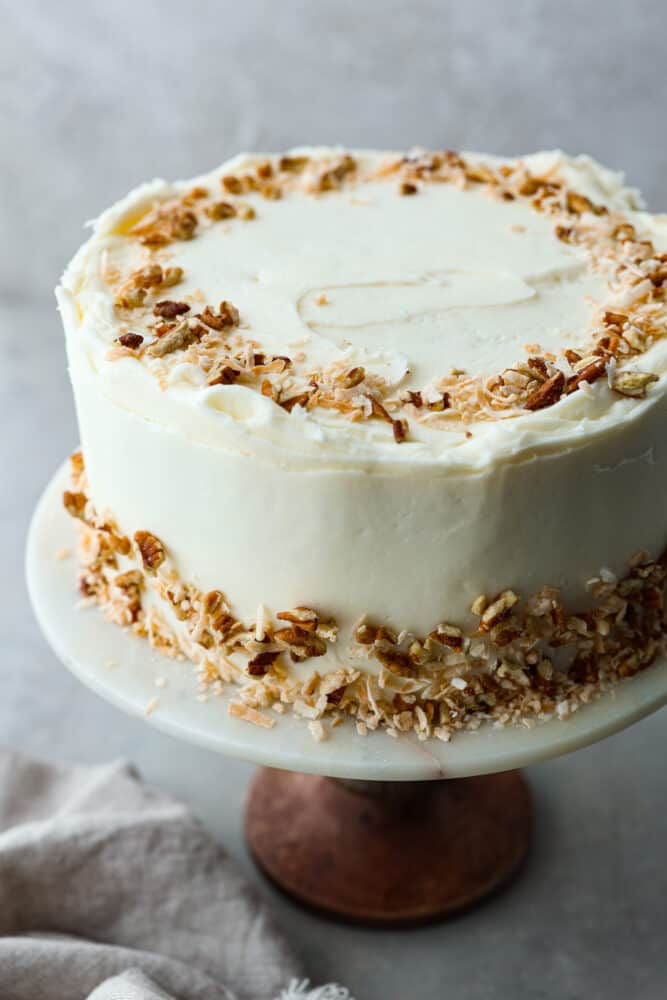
[0,748,308,1000]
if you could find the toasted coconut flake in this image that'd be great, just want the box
[228,702,275,728]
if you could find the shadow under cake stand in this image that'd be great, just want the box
[26,461,667,926]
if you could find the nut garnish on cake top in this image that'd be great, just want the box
[103,149,666,441]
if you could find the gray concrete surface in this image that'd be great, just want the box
[1,1,666,996]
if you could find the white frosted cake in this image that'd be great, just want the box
[58,147,667,740]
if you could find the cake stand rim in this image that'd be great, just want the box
[25,458,667,781]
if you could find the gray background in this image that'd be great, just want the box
[1,1,666,996]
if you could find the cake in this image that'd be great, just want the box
[57,147,667,741]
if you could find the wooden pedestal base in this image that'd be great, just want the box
[244,768,531,927]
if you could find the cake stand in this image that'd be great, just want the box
[26,461,667,925]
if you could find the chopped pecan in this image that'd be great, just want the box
[198,301,240,330]
[603,310,628,329]
[117,332,144,350]
[567,358,607,393]
[261,183,282,200]
[247,650,280,676]
[221,175,243,194]
[554,225,574,243]
[147,321,202,357]
[162,267,183,288]
[566,191,594,215]
[206,200,237,220]
[280,391,311,413]
[153,300,190,319]
[479,590,519,632]
[279,155,309,173]
[208,363,240,386]
[63,491,87,521]
[70,450,84,476]
[367,395,392,423]
[392,418,408,443]
[354,623,377,644]
[134,530,166,570]
[399,181,418,196]
[426,393,450,412]
[276,607,318,632]
[526,356,548,378]
[218,301,240,327]
[339,366,366,388]
[133,264,164,288]
[375,648,414,677]
[169,209,197,240]
[428,624,464,651]
[326,685,347,705]
[115,287,146,309]
[524,370,565,410]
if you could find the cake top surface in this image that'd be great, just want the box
[59,147,667,469]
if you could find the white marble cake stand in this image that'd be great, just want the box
[26,460,667,925]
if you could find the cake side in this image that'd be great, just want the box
[65,451,667,740]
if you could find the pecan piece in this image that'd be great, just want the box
[169,209,197,240]
[147,321,202,357]
[153,300,190,319]
[279,155,309,173]
[218,300,240,327]
[221,175,243,194]
[206,200,237,220]
[479,590,519,632]
[603,310,628,329]
[133,264,164,289]
[428,623,464,651]
[567,359,607,393]
[70,450,84,477]
[134,530,165,570]
[198,301,240,330]
[208,363,240,386]
[426,392,450,412]
[524,370,565,410]
[276,607,318,632]
[339,366,366,389]
[566,191,594,215]
[392,418,408,443]
[367,394,392,423]
[280,391,312,413]
[117,332,144,350]
[247,650,280,676]
[115,287,146,309]
[63,491,87,521]
[401,389,423,408]
[375,648,414,677]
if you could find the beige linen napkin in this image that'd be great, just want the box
[0,748,351,1000]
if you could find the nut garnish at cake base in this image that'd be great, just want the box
[64,454,667,743]
[101,148,666,440]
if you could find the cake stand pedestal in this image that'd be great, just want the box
[244,769,530,925]
[26,462,667,925]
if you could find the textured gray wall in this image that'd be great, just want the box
[1,0,666,302]
[2,4,667,998]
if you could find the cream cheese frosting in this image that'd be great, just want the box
[59,148,667,472]
[58,147,667,738]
